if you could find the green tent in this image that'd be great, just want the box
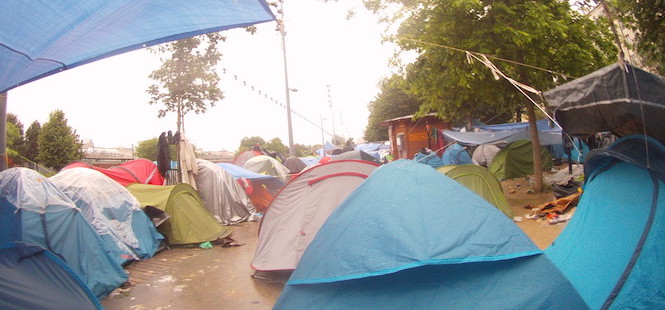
[437,164,513,217]
[127,183,231,245]
[488,140,553,181]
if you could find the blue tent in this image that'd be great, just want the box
[0,241,102,310]
[413,151,444,168]
[441,143,473,165]
[546,135,665,309]
[49,167,164,265]
[0,0,275,94]
[0,168,128,299]
[275,159,586,309]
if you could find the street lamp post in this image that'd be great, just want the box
[277,0,296,158]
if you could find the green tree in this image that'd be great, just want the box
[364,74,422,142]
[265,137,288,156]
[23,121,41,162]
[5,113,24,150]
[612,0,665,74]
[294,143,312,157]
[135,138,159,161]
[135,137,178,161]
[237,136,266,154]
[365,0,616,190]
[147,33,224,134]
[37,110,84,170]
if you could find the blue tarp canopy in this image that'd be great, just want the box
[276,159,586,309]
[443,126,563,146]
[0,0,275,93]
[476,119,560,132]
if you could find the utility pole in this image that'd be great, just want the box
[277,0,296,157]
[327,84,336,145]
[0,92,7,171]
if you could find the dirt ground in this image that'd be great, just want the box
[501,176,571,250]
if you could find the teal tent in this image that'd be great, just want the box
[275,159,586,309]
[0,241,102,310]
[0,168,127,299]
[546,135,665,309]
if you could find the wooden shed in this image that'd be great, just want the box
[378,113,451,160]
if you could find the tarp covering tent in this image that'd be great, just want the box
[243,155,290,183]
[195,159,257,225]
[546,135,665,309]
[0,0,275,94]
[275,160,586,309]
[0,241,102,310]
[126,183,231,245]
[437,164,512,217]
[472,144,501,167]
[489,140,553,180]
[441,143,473,166]
[63,158,164,186]
[443,126,563,146]
[49,167,164,264]
[217,163,285,212]
[544,62,665,144]
[0,168,127,299]
[252,160,380,271]
[330,150,382,165]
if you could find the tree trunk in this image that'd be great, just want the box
[177,100,183,134]
[526,102,544,192]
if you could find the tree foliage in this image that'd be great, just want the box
[265,137,288,156]
[37,110,84,170]
[147,33,224,133]
[135,137,177,161]
[612,0,665,74]
[237,136,266,154]
[365,0,616,122]
[23,121,41,162]
[5,113,24,150]
[364,74,422,142]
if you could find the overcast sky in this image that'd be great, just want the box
[6,1,401,152]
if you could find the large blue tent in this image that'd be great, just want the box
[276,159,586,309]
[546,135,665,309]
[0,168,128,299]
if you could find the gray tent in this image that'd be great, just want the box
[195,159,257,225]
[543,62,665,143]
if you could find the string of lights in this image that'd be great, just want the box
[220,67,335,138]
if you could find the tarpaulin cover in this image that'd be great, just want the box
[546,135,665,309]
[0,241,102,310]
[0,168,127,299]
[195,159,257,225]
[276,159,586,309]
[543,62,665,143]
[126,183,230,245]
[476,119,559,132]
[49,167,164,264]
[443,127,563,146]
[0,0,275,93]
[252,160,379,271]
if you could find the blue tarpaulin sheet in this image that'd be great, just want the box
[0,0,275,93]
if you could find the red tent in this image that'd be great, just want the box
[63,158,165,186]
